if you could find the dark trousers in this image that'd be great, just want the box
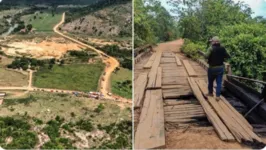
[208,67,224,97]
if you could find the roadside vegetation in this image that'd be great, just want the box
[0,92,132,149]
[111,68,132,99]
[95,44,132,70]
[170,0,266,81]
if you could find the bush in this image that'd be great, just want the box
[219,23,266,80]
[0,117,38,149]
[94,103,105,113]
[75,119,94,132]
[181,39,205,59]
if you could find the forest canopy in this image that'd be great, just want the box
[134,0,180,47]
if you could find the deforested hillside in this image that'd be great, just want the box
[62,2,132,38]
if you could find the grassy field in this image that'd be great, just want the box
[21,12,61,31]
[0,92,132,149]
[33,62,105,91]
[111,68,132,99]
[0,56,28,87]
[0,92,131,124]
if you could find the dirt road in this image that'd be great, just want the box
[53,13,119,97]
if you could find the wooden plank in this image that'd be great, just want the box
[163,91,192,98]
[196,80,262,143]
[162,71,188,77]
[162,66,184,70]
[135,90,165,149]
[202,80,253,130]
[175,55,182,66]
[134,73,148,108]
[183,60,197,77]
[147,51,162,89]
[188,77,235,141]
[143,53,157,69]
[163,87,191,93]
[160,63,177,67]
[164,110,204,115]
[162,85,184,89]
[164,100,199,106]
[162,77,188,85]
[155,67,162,88]
[161,58,176,63]
[165,113,206,119]
[165,118,198,123]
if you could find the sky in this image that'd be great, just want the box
[161,0,266,18]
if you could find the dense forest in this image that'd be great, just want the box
[134,0,180,47]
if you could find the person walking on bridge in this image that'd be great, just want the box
[205,36,230,100]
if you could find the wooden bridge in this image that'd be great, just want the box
[134,40,266,149]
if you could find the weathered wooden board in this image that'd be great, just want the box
[162,85,184,89]
[134,73,148,108]
[183,60,197,77]
[188,77,235,141]
[165,113,206,119]
[165,118,198,123]
[143,53,157,69]
[164,99,199,105]
[162,77,188,85]
[162,52,175,57]
[161,58,176,63]
[147,51,162,89]
[160,63,178,68]
[175,55,182,66]
[155,67,162,88]
[162,66,184,70]
[196,80,262,143]
[135,89,165,149]
[164,110,205,115]
[163,87,193,99]
[162,71,188,77]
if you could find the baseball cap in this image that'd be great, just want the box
[210,36,220,42]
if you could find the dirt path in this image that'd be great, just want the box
[53,13,119,98]
[28,70,33,90]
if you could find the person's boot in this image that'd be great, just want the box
[205,93,214,97]
[216,96,221,101]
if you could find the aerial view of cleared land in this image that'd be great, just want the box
[0,0,132,149]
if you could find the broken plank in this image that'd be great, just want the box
[135,89,165,149]
[188,77,235,141]
[183,60,197,77]
[197,80,262,143]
